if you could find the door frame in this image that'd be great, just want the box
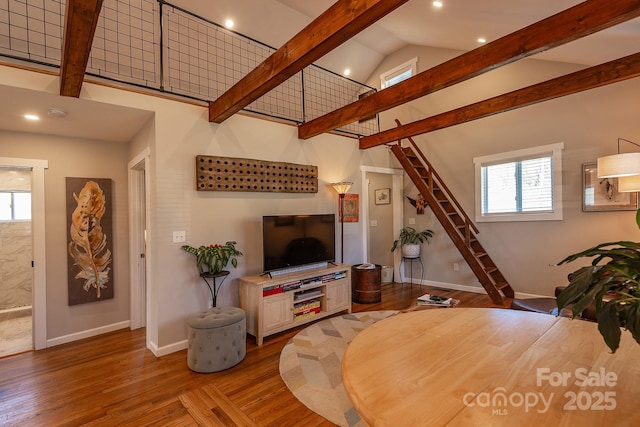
[128,148,150,334]
[0,157,48,350]
[360,165,403,279]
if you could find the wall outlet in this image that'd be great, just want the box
[370,220,378,227]
[408,217,416,225]
[453,262,459,271]
[173,231,186,243]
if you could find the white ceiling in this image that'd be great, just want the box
[2,0,639,143]
[0,84,153,143]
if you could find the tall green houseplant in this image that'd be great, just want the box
[557,209,640,352]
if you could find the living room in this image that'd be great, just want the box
[0,0,639,424]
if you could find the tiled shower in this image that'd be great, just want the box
[0,169,32,312]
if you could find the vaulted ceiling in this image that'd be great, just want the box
[4,0,640,144]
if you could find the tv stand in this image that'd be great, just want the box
[239,264,351,345]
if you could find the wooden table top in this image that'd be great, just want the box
[341,308,640,426]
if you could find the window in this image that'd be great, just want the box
[473,143,564,222]
[0,191,31,220]
[380,57,417,89]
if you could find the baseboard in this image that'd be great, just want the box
[47,320,130,348]
[154,339,188,357]
[513,290,551,299]
[418,279,550,299]
[420,279,486,294]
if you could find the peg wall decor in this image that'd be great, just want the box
[196,155,318,193]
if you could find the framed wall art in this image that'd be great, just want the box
[582,162,638,212]
[339,193,359,222]
[375,188,390,205]
[66,177,114,305]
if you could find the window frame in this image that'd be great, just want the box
[0,190,32,221]
[473,142,564,222]
[380,57,417,89]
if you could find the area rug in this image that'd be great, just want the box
[279,311,399,427]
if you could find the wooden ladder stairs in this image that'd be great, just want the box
[389,127,515,305]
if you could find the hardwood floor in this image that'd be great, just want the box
[0,284,504,426]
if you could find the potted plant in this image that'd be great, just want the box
[182,241,243,307]
[391,226,434,258]
[182,241,243,275]
[556,210,640,353]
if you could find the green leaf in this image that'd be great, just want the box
[624,301,640,345]
[636,208,640,230]
[556,267,596,311]
[596,301,622,353]
[571,281,604,318]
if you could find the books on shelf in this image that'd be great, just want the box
[262,285,283,297]
[417,294,458,307]
[294,309,320,322]
[294,299,321,314]
[294,288,323,301]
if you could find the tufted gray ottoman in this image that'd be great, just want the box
[187,306,246,373]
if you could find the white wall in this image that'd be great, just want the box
[366,45,640,296]
[0,130,131,339]
[0,65,367,352]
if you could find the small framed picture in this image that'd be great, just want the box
[582,162,638,212]
[339,194,359,222]
[375,188,390,205]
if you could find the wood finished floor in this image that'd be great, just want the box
[0,284,505,427]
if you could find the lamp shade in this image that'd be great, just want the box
[331,182,353,195]
[618,175,640,192]
[597,153,640,178]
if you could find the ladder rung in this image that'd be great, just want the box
[446,212,458,216]
[495,282,510,291]
[475,252,488,258]
[485,267,498,274]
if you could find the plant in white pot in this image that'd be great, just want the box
[391,227,434,258]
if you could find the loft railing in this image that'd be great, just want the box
[0,0,379,137]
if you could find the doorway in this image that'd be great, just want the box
[360,166,403,281]
[0,167,32,357]
[0,157,48,355]
[128,149,150,344]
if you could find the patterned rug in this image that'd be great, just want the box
[279,311,399,427]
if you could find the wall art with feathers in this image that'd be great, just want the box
[66,178,114,305]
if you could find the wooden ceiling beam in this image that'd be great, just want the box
[208,0,409,124]
[60,0,103,97]
[359,52,640,149]
[299,0,640,139]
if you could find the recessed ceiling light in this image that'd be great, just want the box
[477,37,487,44]
[433,1,443,8]
[344,69,351,76]
[24,114,40,121]
[225,19,234,29]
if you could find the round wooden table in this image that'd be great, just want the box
[341,308,639,426]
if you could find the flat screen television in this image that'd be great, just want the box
[262,214,335,273]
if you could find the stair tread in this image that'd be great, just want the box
[392,141,514,305]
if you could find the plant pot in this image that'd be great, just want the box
[401,244,420,258]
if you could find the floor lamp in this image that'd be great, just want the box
[331,182,352,264]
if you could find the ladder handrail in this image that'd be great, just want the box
[395,119,479,235]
